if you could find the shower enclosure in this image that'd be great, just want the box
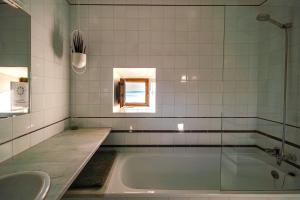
[220,2,300,191]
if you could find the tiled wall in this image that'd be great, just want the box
[0,0,70,163]
[70,4,259,132]
[224,6,259,118]
[69,1,300,167]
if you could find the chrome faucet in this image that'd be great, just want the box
[265,147,297,165]
[265,147,280,157]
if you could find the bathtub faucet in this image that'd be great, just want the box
[265,147,282,165]
[265,147,297,166]
[265,147,280,157]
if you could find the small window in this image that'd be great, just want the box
[113,68,156,113]
[120,78,149,107]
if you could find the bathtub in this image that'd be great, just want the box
[119,150,220,191]
[65,147,300,199]
[105,147,300,196]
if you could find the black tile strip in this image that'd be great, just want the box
[102,144,256,148]
[0,117,69,146]
[257,117,283,125]
[255,145,265,151]
[259,0,269,6]
[109,129,300,150]
[257,117,300,129]
[66,0,266,7]
[110,130,256,133]
[256,131,282,142]
[73,116,256,118]
[256,131,300,150]
[73,116,300,129]
[286,124,300,129]
[285,160,300,170]
[69,4,264,6]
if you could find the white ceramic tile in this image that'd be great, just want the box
[0,118,13,144]
[12,134,30,156]
[0,142,12,163]
[12,115,31,139]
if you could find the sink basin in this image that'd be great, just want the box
[0,171,50,200]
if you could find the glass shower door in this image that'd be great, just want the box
[220,4,297,191]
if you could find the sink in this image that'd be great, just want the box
[0,171,50,200]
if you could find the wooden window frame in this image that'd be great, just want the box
[119,78,149,107]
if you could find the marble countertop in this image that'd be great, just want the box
[0,128,111,200]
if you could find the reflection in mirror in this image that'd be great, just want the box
[0,67,29,115]
[0,1,31,117]
[0,1,30,67]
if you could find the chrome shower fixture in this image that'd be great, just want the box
[2,0,21,8]
[256,13,292,29]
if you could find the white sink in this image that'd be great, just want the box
[0,171,50,200]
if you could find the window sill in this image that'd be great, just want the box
[114,106,155,113]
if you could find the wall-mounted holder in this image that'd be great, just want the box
[71,30,87,74]
[71,52,86,73]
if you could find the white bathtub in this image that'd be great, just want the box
[120,151,220,190]
[65,147,300,199]
[106,147,300,196]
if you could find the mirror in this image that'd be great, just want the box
[0,1,31,117]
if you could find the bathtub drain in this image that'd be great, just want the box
[271,170,279,179]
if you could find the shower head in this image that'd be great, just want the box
[256,13,292,29]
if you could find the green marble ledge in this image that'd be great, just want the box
[0,128,111,200]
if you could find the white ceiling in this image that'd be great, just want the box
[68,0,267,6]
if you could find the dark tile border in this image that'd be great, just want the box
[102,144,256,148]
[73,116,254,118]
[66,0,268,6]
[110,130,257,133]
[109,129,300,150]
[0,117,69,146]
[257,117,300,129]
[73,116,300,129]
[256,131,300,150]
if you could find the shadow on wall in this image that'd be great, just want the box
[52,7,64,58]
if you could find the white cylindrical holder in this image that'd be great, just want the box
[71,52,86,69]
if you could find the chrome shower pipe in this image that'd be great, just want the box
[278,27,291,165]
[256,13,293,165]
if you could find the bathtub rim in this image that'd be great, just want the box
[65,148,300,199]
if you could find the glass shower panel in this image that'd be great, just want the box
[221,5,287,191]
[280,0,300,190]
